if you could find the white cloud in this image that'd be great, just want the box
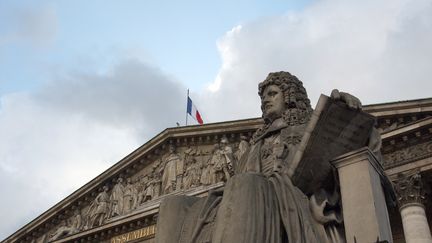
[203,0,432,122]
[0,59,186,239]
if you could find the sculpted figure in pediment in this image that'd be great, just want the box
[123,178,139,213]
[69,209,83,233]
[142,174,155,202]
[49,220,72,241]
[160,144,184,194]
[183,147,202,189]
[220,136,235,176]
[136,175,147,205]
[234,135,250,163]
[86,185,110,228]
[151,163,162,197]
[48,209,82,240]
[201,144,219,185]
[210,138,233,183]
[110,178,125,217]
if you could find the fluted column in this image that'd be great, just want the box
[395,172,432,243]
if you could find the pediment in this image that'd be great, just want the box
[6,118,262,243]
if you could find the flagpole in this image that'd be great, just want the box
[186,89,189,126]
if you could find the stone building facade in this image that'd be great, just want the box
[3,97,432,243]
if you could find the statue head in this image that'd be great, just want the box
[258,71,312,125]
[168,144,176,153]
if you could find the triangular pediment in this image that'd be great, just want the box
[5,118,262,243]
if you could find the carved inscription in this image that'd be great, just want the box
[110,225,156,243]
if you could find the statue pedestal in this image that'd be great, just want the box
[331,147,393,243]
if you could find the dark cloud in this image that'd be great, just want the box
[36,58,186,137]
[0,59,186,239]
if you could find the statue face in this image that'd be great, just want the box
[262,85,286,121]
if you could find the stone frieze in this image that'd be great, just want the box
[382,141,432,168]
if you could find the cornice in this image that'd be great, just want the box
[381,117,432,140]
[363,97,432,118]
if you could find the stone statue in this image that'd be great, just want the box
[200,144,220,185]
[49,220,73,241]
[86,185,110,228]
[160,144,184,194]
[152,163,162,198]
[70,209,83,232]
[49,209,82,240]
[234,135,250,162]
[220,136,235,176]
[156,71,371,243]
[183,147,203,189]
[110,178,125,217]
[135,176,147,205]
[123,178,138,213]
[143,174,154,202]
[211,139,232,182]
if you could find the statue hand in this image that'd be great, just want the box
[331,89,362,110]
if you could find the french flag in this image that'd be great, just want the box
[187,96,204,125]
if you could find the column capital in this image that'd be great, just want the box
[394,171,426,208]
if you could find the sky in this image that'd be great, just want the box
[1,0,432,240]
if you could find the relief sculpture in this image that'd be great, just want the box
[86,185,110,228]
[160,144,184,194]
[383,141,432,167]
[201,144,219,186]
[220,137,235,177]
[110,178,124,217]
[48,209,83,241]
[183,147,202,189]
[212,140,231,183]
[234,135,250,162]
[123,178,139,213]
